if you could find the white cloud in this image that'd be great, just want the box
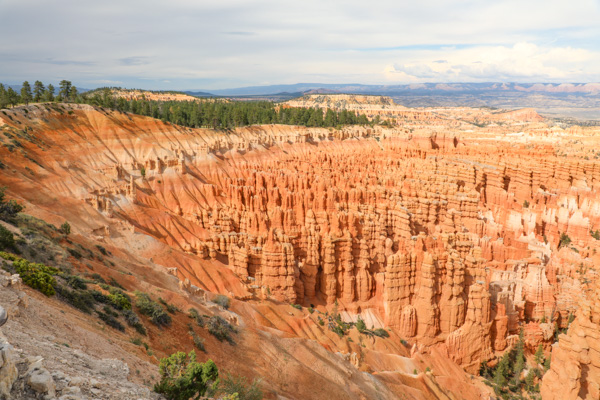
[0,0,600,88]
[385,43,600,82]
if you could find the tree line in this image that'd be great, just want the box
[0,80,78,108]
[81,88,371,129]
[1,81,377,130]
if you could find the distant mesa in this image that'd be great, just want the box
[285,93,397,108]
[303,88,340,95]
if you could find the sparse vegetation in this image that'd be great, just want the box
[188,326,206,353]
[218,373,263,400]
[96,309,125,331]
[0,186,24,223]
[55,284,96,313]
[213,295,231,310]
[123,309,147,335]
[135,291,172,327]
[0,224,16,250]
[207,316,236,344]
[558,232,572,249]
[159,297,180,313]
[188,308,206,328]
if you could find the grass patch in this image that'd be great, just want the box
[135,291,171,327]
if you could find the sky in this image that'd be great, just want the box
[1,0,600,90]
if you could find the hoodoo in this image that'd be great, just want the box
[1,98,600,399]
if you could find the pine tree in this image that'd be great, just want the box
[69,86,78,102]
[33,81,45,102]
[7,87,18,107]
[355,317,366,333]
[494,352,510,387]
[60,222,71,236]
[44,84,55,102]
[0,84,7,108]
[513,329,525,381]
[20,81,32,105]
[59,80,72,101]
[544,354,551,371]
[525,368,536,392]
[535,344,545,365]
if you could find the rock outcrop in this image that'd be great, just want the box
[541,285,600,400]
[0,336,17,399]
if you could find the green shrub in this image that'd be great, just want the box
[373,328,389,338]
[123,309,147,335]
[0,251,17,262]
[188,308,205,328]
[66,275,87,290]
[327,316,350,337]
[135,291,171,327]
[558,233,572,249]
[290,303,302,310]
[189,330,206,353]
[355,317,366,333]
[109,292,132,310]
[330,324,345,337]
[67,247,82,259]
[207,316,235,344]
[159,297,180,314]
[59,221,71,235]
[0,187,24,223]
[189,308,200,320]
[218,373,263,400]
[55,285,95,313]
[103,304,119,317]
[153,351,218,400]
[0,225,16,250]
[213,295,230,310]
[88,273,106,284]
[96,309,125,331]
[95,244,108,256]
[12,257,58,296]
[523,200,530,208]
[89,289,110,303]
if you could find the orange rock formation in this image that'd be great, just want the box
[1,100,600,398]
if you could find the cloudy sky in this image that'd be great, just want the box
[1,0,599,90]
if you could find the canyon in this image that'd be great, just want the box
[1,96,600,399]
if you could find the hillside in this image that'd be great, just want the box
[0,101,599,399]
[92,88,205,102]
